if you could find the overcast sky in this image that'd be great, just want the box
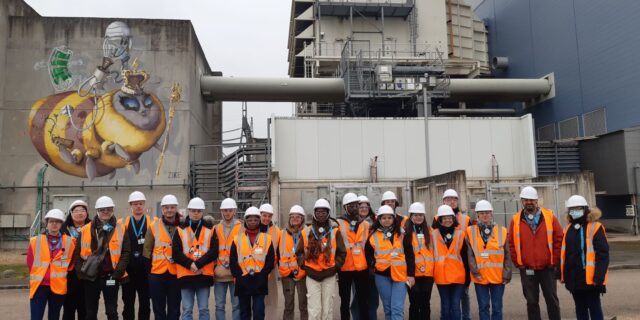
[26,0,294,141]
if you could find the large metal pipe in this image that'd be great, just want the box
[437,108,516,116]
[200,76,345,102]
[447,78,552,99]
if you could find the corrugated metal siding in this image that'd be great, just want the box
[624,129,640,194]
[536,141,581,176]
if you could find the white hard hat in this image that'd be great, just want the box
[376,205,395,217]
[95,196,115,209]
[259,203,274,214]
[220,198,238,210]
[358,195,370,203]
[289,205,305,216]
[342,193,359,205]
[474,200,493,212]
[442,189,459,199]
[566,195,588,208]
[44,209,65,222]
[128,191,146,203]
[313,199,331,211]
[408,202,426,214]
[69,200,88,211]
[436,205,455,218]
[381,191,398,203]
[160,195,179,206]
[244,206,261,218]
[187,197,206,210]
[520,186,539,200]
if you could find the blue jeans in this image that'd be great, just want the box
[374,274,407,320]
[475,283,505,320]
[462,285,471,320]
[238,295,265,320]
[214,281,240,320]
[30,285,65,320]
[437,284,464,320]
[181,286,210,320]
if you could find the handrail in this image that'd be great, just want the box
[30,210,42,237]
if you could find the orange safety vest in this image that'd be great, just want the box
[79,222,128,279]
[278,229,306,279]
[175,225,214,278]
[150,219,177,275]
[234,231,272,276]
[399,215,409,228]
[432,228,465,285]
[215,220,242,267]
[119,214,154,231]
[512,208,555,266]
[560,222,609,285]
[369,230,407,282]
[29,234,75,299]
[432,212,469,230]
[266,224,281,265]
[411,228,434,277]
[337,219,369,271]
[301,226,338,272]
[466,225,507,285]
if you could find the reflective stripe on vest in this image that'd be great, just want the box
[278,230,305,279]
[467,225,506,284]
[560,222,609,285]
[176,226,214,278]
[432,228,465,285]
[151,220,176,275]
[79,222,127,277]
[301,226,337,271]
[338,219,368,271]
[215,220,242,266]
[29,235,74,299]
[411,230,434,277]
[512,208,555,266]
[235,232,271,276]
[370,231,407,282]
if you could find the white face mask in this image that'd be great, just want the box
[569,209,584,220]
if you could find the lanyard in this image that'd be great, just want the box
[311,226,331,241]
[292,232,300,248]
[413,225,424,251]
[579,225,586,269]
[189,220,202,243]
[68,226,79,238]
[162,221,175,240]
[130,215,146,239]
[246,231,256,248]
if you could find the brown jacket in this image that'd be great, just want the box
[295,220,346,281]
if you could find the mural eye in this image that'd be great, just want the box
[119,96,139,111]
[143,95,154,108]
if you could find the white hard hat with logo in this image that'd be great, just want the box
[244,206,261,218]
[313,199,331,211]
[259,203,274,214]
[44,209,65,222]
[566,195,588,208]
[128,191,146,203]
[442,189,459,199]
[342,193,359,206]
[289,205,305,216]
[69,200,88,211]
[358,195,370,203]
[95,196,115,209]
[187,197,206,210]
[474,200,493,212]
[220,198,238,210]
[408,202,426,214]
[520,186,539,200]
[376,205,395,217]
[436,205,455,218]
[161,195,179,206]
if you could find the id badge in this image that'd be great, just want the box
[106,279,116,286]
[255,248,264,255]
[480,252,490,259]
[138,238,145,245]
[525,269,535,276]
[417,234,424,239]
[193,251,202,259]
[391,252,398,258]
[353,248,361,255]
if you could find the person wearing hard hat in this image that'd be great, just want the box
[507,186,563,320]
[465,200,512,320]
[258,203,280,320]
[560,195,609,320]
[74,196,131,320]
[61,200,90,320]
[404,202,434,320]
[350,195,379,320]
[357,195,375,223]
[336,193,371,320]
[278,205,308,320]
[142,195,181,320]
[295,198,346,320]
[214,198,242,320]
[381,191,408,227]
[432,205,468,320]
[28,209,76,320]
[120,191,153,320]
[365,205,414,320]
[172,197,218,320]
[230,207,276,320]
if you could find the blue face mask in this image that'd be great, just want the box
[569,209,584,220]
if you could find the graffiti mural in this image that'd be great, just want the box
[28,21,179,181]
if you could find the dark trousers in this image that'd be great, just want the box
[148,273,181,320]
[437,284,464,320]
[571,289,604,320]
[238,295,265,320]
[281,276,308,320]
[84,277,120,320]
[122,272,150,320]
[408,276,434,320]
[63,270,86,320]
[338,270,370,320]
[30,285,65,320]
[520,267,561,320]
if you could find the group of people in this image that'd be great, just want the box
[28,186,610,320]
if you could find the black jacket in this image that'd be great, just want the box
[229,229,275,296]
[171,217,218,288]
[562,221,609,292]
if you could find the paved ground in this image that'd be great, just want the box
[3,269,640,319]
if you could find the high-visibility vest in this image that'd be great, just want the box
[215,220,242,267]
[234,231,272,276]
[560,222,609,285]
[466,225,507,285]
[79,222,128,278]
[457,214,470,231]
[266,224,281,265]
[175,225,214,278]
[119,214,153,232]
[411,229,434,277]
[150,220,176,275]
[29,234,75,299]
[512,208,555,266]
[369,231,407,282]
[399,215,409,228]
[278,230,305,279]
[432,228,465,285]
[301,226,338,272]
[337,219,369,271]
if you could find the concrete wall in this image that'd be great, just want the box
[411,170,468,221]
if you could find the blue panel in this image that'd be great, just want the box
[595,195,632,219]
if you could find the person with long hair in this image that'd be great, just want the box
[295,199,346,320]
[278,205,308,320]
[350,195,379,320]
[404,202,434,320]
[61,200,90,320]
[365,205,414,320]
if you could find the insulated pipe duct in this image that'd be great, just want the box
[437,108,516,116]
[447,78,552,100]
[200,76,345,102]
[392,66,443,75]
